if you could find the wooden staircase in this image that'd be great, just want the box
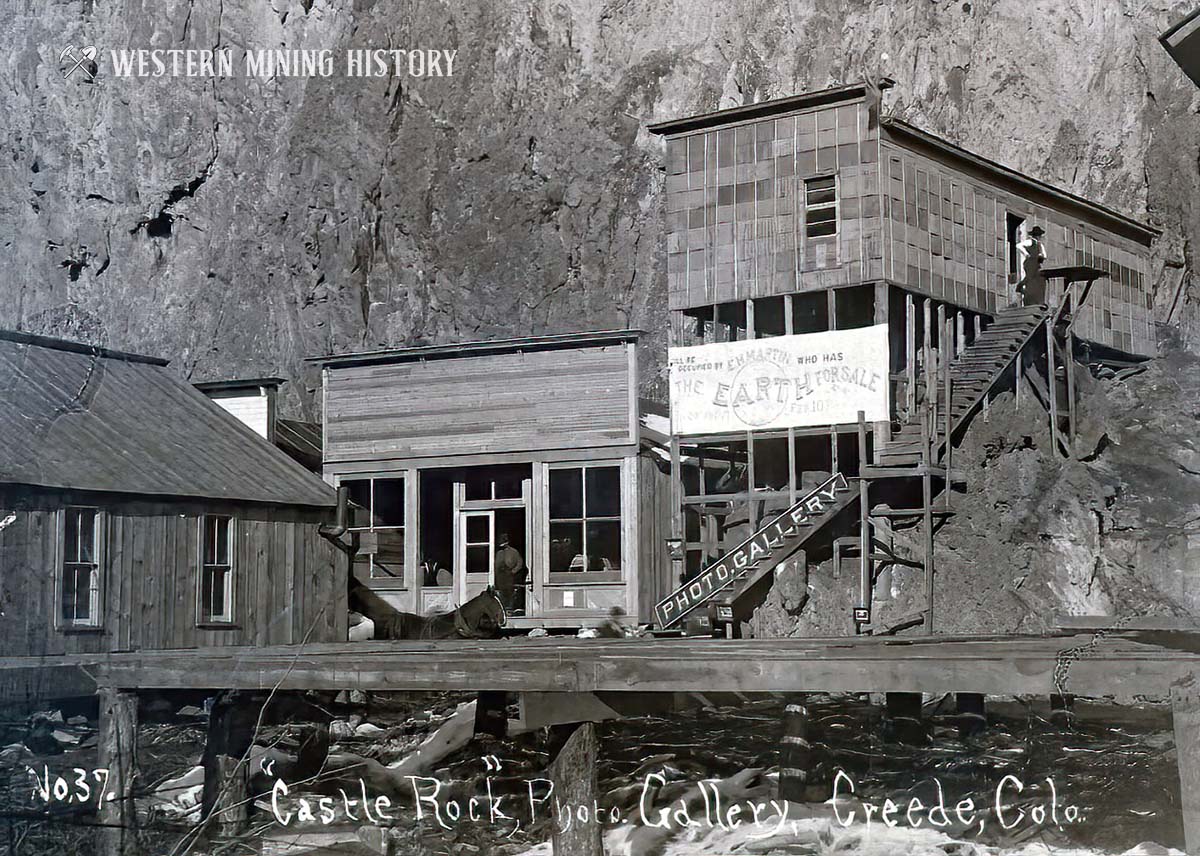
[878,304,1051,466]
[654,473,858,628]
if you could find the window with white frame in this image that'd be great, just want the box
[804,175,838,238]
[199,514,235,623]
[548,465,622,581]
[61,507,101,627]
[343,476,406,588]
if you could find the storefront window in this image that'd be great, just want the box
[549,465,622,578]
[344,476,406,587]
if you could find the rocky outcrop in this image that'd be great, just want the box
[759,333,1200,636]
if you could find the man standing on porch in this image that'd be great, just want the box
[495,532,526,615]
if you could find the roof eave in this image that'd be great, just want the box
[647,81,884,136]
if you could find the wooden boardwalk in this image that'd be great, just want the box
[3,631,1196,699]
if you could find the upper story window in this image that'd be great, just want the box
[548,465,622,581]
[61,507,102,628]
[804,175,838,238]
[199,514,235,624]
[344,476,406,588]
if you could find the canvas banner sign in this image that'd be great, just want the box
[668,325,890,434]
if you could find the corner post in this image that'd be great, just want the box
[98,688,139,856]
[549,722,604,856]
[1172,677,1200,854]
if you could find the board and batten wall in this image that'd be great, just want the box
[662,98,883,311]
[323,341,639,465]
[0,487,348,659]
[877,131,1156,356]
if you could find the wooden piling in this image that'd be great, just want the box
[202,691,261,839]
[1171,677,1200,855]
[779,698,831,802]
[1046,318,1060,453]
[98,688,138,856]
[549,722,604,856]
[955,693,986,738]
[885,692,926,744]
[1049,693,1075,728]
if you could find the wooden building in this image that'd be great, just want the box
[647,82,1160,627]
[0,331,348,679]
[196,377,324,471]
[313,330,674,628]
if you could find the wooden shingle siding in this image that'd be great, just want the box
[0,489,347,658]
[325,345,635,463]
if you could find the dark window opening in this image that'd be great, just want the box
[754,297,786,337]
[1007,212,1025,281]
[199,514,233,624]
[549,465,622,576]
[805,176,838,238]
[835,285,876,330]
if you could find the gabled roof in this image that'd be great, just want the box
[0,331,335,507]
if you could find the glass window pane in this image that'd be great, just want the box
[65,510,80,563]
[371,530,405,579]
[549,469,583,519]
[585,467,621,518]
[344,480,372,529]
[585,521,622,571]
[372,478,406,527]
[807,220,837,238]
[62,569,78,621]
[201,569,214,619]
[465,545,491,574]
[215,517,230,566]
[466,515,490,543]
[807,207,837,224]
[74,569,91,621]
[78,511,96,563]
[549,522,583,572]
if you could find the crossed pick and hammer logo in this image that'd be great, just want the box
[60,44,99,79]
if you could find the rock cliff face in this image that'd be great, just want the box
[3,0,1199,623]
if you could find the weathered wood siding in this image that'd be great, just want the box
[636,452,674,624]
[325,343,637,464]
[878,138,1155,356]
[663,99,884,310]
[0,488,347,659]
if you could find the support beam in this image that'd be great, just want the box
[905,293,916,418]
[98,688,138,856]
[549,722,604,856]
[1065,330,1077,455]
[1046,318,1060,454]
[857,411,871,632]
[1172,677,1200,855]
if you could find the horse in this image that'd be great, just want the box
[349,578,506,640]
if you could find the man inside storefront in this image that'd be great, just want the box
[494,532,527,615]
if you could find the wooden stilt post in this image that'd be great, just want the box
[202,691,260,839]
[921,416,935,635]
[1065,329,1077,456]
[905,294,916,419]
[956,693,987,738]
[857,411,870,631]
[1049,693,1075,728]
[942,316,952,508]
[885,692,927,744]
[780,698,832,802]
[1171,677,1200,855]
[549,722,604,856]
[1046,317,1060,454]
[927,301,937,439]
[98,688,138,856]
[923,299,932,419]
